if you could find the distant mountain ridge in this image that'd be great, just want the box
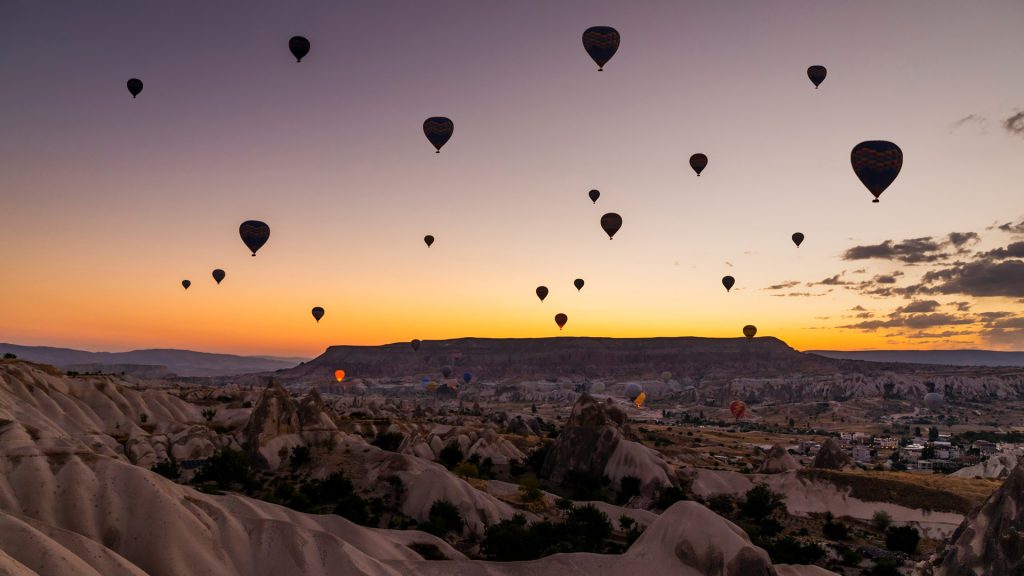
[807,349,1024,368]
[0,343,305,377]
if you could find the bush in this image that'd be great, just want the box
[193,449,253,489]
[759,536,825,565]
[421,499,464,537]
[885,525,920,554]
[561,470,610,501]
[866,557,902,576]
[822,516,849,541]
[372,431,404,452]
[526,442,551,474]
[872,510,893,532]
[741,484,785,521]
[139,413,149,424]
[519,473,542,501]
[708,494,735,516]
[289,445,311,470]
[654,485,688,511]
[453,462,479,478]
[617,475,641,503]
[201,407,217,422]
[438,441,464,469]
[480,505,612,560]
[2,353,16,359]
[152,459,180,480]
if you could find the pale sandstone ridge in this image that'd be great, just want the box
[540,393,674,489]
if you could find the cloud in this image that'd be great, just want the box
[894,300,941,314]
[843,237,950,264]
[872,273,903,284]
[904,330,976,339]
[851,305,867,312]
[995,219,1024,235]
[978,241,1024,260]
[918,258,1024,298]
[840,313,973,331]
[764,281,800,291]
[808,274,851,286]
[951,114,987,133]
[979,314,1024,347]
[855,312,873,319]
[948,232,980,250]
[1005,111,1024,136]
[953,301,971,312]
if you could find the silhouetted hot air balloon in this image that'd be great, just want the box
[411,339,421,351]
[625,382,644,402]
[554,313,568,330]
[423,117,454,152]
[334,369,345,382]
[536,286,549,302]
[924,392,944,412]
[633,391,647,409]
[181,280,191,290]
[729,399,747,420]
[289,36,310,62]
[424,235,435,248]
[239,220,270,256]
[689,153,708,176]
[212,269,225,284]
[582,26,620,71]
[588,189,600,204]
[311,307,325,322]
[743,325,757,339]
[792,232,805,247]
[722,276,735,292]
[574,279,585,291]
[807,65,827,89]
[462,372,472,384]
[601,213,622,239]
[127,78,143,98]
[441,366,453,379]
[851,141,903,203]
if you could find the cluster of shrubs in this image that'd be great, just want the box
[481,504,613,560]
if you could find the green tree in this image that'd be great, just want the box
[519,473,542,502]
[617,475,641,504]
[929,426,939,442]
[885,525,920,554]
[421,499,464,537]
[152,459,180,480]
[740,484,785,521]
[372,431,404,452]
[201,407,217,422]
[871,510,893,532]
[438,441,464,469]
[289,445,311,470]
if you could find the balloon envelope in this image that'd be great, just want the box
[633,391,647,409]
[722,276,735,292]
[924,392,944,412]
[423,117,454,152]
[689,153,708,176]
[625,382,644,401]
[729,399,747,419]
[792,232,805,247]
[441,366,453,378]
[588,189,600,204]
[574,278,585,291]
[807,65,827,88]
[600,213,622,239]
[536,286,549,302]
[743,325,757,339]
[424,235,435,248]
[126,78,143,98]
[851,141,903,202]
[334,369,345,382]
[212,269,225,284]
[660,371,672,382]
[312,307,325,322]
[239,220,270,256]
[462,372,472,384]
[554,313,568,330]
[289,36,310,62]
[582,26,620,70]
[411,339,421,351]
[181,280,191,290]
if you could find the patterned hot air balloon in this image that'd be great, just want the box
[181,280,191,290]
[536,286,549,302]
[807,65,827,88]
[411,339,421,351]
[588,189,600,204]
[625,382,644,402]
[574,279,585,291]
[722,276,735,292]
[424,235,435,248]
[423,117,454,152]
[689,153,708,176]
[127,78,143,98]
[601,213,622,239]
[924,392,945,412]
[792,232,804,247]
[851,141,903,203]
[729,399,747,420]
[582,26,620,71]
[743,325,757,339]
[554,313,568,330]
[289,36,310,62]
[633,391,647,409]
[212,269,225,284]
[239,220,270,256]
[334,369,345,382]
[311,307,324,322]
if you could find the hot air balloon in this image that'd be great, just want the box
[420,377,430,390]
[807,65,827,88]
[289,36,310,62]
[239,220,270,256]
[792,232,804,247]
[212,269,225,284]
[312,307,325,322]
[334,369,346,382]
[689,153,708,176]
[536,286,549,302]
[588,189,600,204]
[411,339,421,351]
[582,26,620,71]
[729,399,747,420]
[660,371,672,383]
[633,391,647,409]
[722,276,735,292]
[851,141,903,203]
[424,235,435,248]
[127,78,143,98]
[423,117,454,152]
[441,366,453,379]
[462,372,472,384]
[924,392,944,412]
[743,325,757,339]
[427,382,439,392]
[554,313,568,330]
[601,213,622,239]
[181,280,191,290]
[625,382,644,402]
[574,279,585,291]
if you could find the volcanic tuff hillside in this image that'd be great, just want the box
[284,337,839,381]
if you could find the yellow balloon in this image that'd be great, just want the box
[334,370,346,382]
[634,391,646,409]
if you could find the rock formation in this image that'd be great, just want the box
[758,444,801,474]
[244,380,337,468]
[811,437,854,470]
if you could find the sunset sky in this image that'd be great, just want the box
[2,1,1023,357]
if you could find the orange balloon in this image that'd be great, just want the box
[334,370,346,382]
